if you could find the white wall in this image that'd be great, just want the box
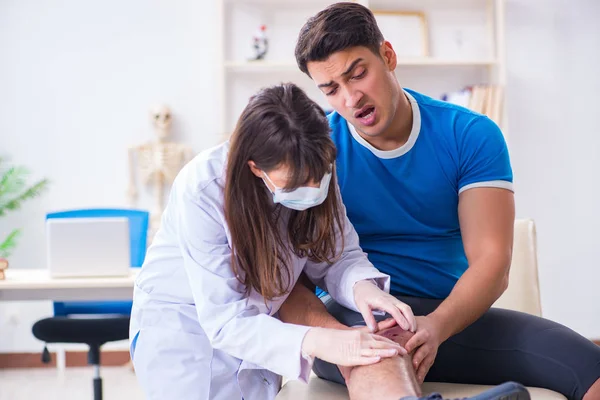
[0,0,220,352]
[506,0,600,338]
[0,0,599,353]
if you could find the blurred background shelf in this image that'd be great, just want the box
[224,58,498,72]
[217,0,507,136]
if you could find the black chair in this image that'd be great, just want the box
[32,317,130,399]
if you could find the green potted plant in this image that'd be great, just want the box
[0,158,49,279]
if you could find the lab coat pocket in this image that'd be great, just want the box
[237,360,281,400]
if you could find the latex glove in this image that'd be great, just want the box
[302,325,407,367]
[337,318,399,383]
[404,315,443,383]
[353,280,417,333]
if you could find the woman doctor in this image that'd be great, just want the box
[129,83,416,400]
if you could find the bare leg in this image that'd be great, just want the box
[278,282,421,399]
[346,326,421,400]
[584,378,600,400]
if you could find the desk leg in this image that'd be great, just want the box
[56,346,66,372]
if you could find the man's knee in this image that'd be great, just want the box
[378,324,415,348]
[347,354,420,400]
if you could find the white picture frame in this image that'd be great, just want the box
[373,11,430,58]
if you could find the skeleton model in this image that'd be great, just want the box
[128,105,193,243]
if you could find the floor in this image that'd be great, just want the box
[0,366,144,400]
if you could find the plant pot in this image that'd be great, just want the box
[0,258,8,280]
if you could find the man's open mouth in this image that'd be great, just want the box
[355,107,375,119]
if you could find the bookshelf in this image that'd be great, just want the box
[216,0,507,138]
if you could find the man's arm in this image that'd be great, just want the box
[278,273,350,331]
[406,186,515,382]
[429,186,515,339]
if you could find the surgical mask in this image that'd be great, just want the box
[262,169,332,211]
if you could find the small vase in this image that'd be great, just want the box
[0,258,8,280]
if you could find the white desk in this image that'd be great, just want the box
[0,268,138,301]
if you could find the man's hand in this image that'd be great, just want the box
[404,315,445,383]
[353,280,417,333]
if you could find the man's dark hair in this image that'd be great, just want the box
[295,2,384,76]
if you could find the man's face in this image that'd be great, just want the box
[307,43,400,139]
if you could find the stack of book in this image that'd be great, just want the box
[442,84,504,126]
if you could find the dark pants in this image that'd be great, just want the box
[313,295,600,400]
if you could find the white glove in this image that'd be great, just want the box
[301,327,406,367]
[353,280,417,333]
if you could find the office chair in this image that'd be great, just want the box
[32,208,149,400]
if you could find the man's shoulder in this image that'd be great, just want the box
[407,88,496,145]
[327,111,350,143]
[407,88,483,125]
[327,110,346,129]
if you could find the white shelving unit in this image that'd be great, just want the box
[224,58,498,71]
[216,0,507,138]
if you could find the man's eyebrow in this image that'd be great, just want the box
[317,58,364,88]
[341,58,363,76]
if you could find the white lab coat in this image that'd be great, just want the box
[129,141,389,400]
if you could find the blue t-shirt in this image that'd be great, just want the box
[329,88,513,299]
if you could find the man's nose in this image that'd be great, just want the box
[344,88,363,109]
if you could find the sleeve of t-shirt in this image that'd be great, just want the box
[457,115,513,194]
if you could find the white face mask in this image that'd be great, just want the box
[262,169,332,211]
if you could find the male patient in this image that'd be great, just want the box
[278,3,600,400]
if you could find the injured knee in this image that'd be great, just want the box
[347,352,421,400]
[378,325,415,348]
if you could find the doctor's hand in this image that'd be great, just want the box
[302,327,407,367]
[353,280,417,333]
[337,317,400,383]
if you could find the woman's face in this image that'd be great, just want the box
[247,162,320,191]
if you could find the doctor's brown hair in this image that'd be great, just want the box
[224,83,344,301]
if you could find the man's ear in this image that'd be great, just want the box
[380,41,397,71]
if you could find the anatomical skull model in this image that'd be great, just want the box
[128,105,192,243]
